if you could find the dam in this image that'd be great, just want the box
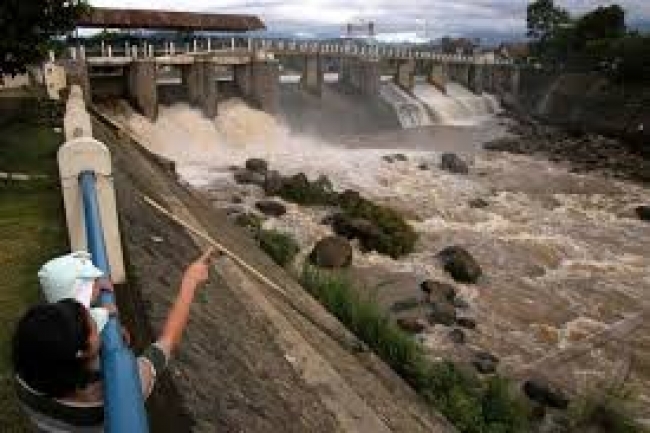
[10,5,650,433]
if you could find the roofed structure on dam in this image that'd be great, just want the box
[77,7,265,32]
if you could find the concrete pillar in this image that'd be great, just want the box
[395,59,415,92]
[300,55,323,96]
[63,60,91,104]
[181,60,218,118]
[340,58,380,97]
[468,63,484,94]
[449,62,470,89]
[234,60,279,114]
[127,60,158,121]
[428,62,448,93]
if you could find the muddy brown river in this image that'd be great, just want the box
[107,99,650,419]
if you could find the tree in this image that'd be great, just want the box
[0,0,89,76]
[575,5,626,47]
[527,0,571,43]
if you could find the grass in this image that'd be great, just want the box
[0,122,62,175]
[567,385,646,433]
[257,229,301,268]
[300,265,530,433]
[0,119,67,430]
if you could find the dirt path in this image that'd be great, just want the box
[92,116,455,432]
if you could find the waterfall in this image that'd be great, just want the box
[413,81,501,126]
[379,82,432,129]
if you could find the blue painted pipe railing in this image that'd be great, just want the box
[80,171,149,433]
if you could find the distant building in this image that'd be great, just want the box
[497,42,530,61]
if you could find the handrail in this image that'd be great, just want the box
[79,171,149,433]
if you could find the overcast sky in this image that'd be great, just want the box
[89,1,650,38]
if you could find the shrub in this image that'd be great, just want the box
[277,175,417,258]
[300,265,529,432]
[567,385,644,433]
[257,229,300,267]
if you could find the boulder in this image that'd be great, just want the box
[255,200,287,217]
[420,280,457,303]
[245,158,268,173]
[456,317,477,330]
[635,206,650,221]
[469,198,489,209]
[234,169,265,187]
[472,351,499,374]
[396,317,427,334]
[309,236,353,269]
[338,189,363,209]
[448,328,466,344]
[331,214,381,243]
[452,297,470,310]
[523,379,570,409]
[263,170,284,196]
[438,246,482,284]
[440,153,469,175]
[383,153,408,163]
[428,301,457,326]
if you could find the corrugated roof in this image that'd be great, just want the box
[78,8,265,32]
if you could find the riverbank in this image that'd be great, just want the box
[0,119,67,431]
[485,117,650,186]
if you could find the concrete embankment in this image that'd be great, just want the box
[91,112,455,432]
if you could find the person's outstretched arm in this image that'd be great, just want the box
[138,248,214,397]
[158,247,213,352]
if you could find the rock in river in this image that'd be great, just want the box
[255,200,287,217]
[523,379,570,409]
[234,169,265,187]
[438,246,482,284]
[420,280,457,303]
[636,206,650,221]
[245,158,268,174]
[440,153,469,175]
[396,317,427,334]
[309,236,353,269]
[472,351,499,374]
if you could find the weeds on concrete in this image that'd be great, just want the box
[300,265,530,433]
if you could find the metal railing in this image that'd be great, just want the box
[79,170,149,433]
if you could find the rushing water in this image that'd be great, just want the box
[413,82,502,125]
[109,99,650,413]
[379,82,432,129]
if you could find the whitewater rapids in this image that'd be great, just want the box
[108,99,650,410]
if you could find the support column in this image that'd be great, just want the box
[127,60,157,121]
[340,58,380,97]
[63,60,91,104]
[395,59,415,92]
[428,62,448,93]
[301,55,323,96]
[234,60,279,114]
[468,63,484,94]
[182,60,218,118]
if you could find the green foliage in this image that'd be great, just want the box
[257,229,300,267]
[0,0,90,75]
[300,265,530,433]
[276,176,417,258]
[567,385,645,433]
[341,196,417,259]
[574,5,626,47]
[526,0,571,43]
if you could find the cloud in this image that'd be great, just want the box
[89,0,650,39]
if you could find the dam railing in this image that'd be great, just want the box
[58,86,148,432]
[66,36,515,66]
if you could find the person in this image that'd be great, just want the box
[37,251,114,339]
[12,248,214,432]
